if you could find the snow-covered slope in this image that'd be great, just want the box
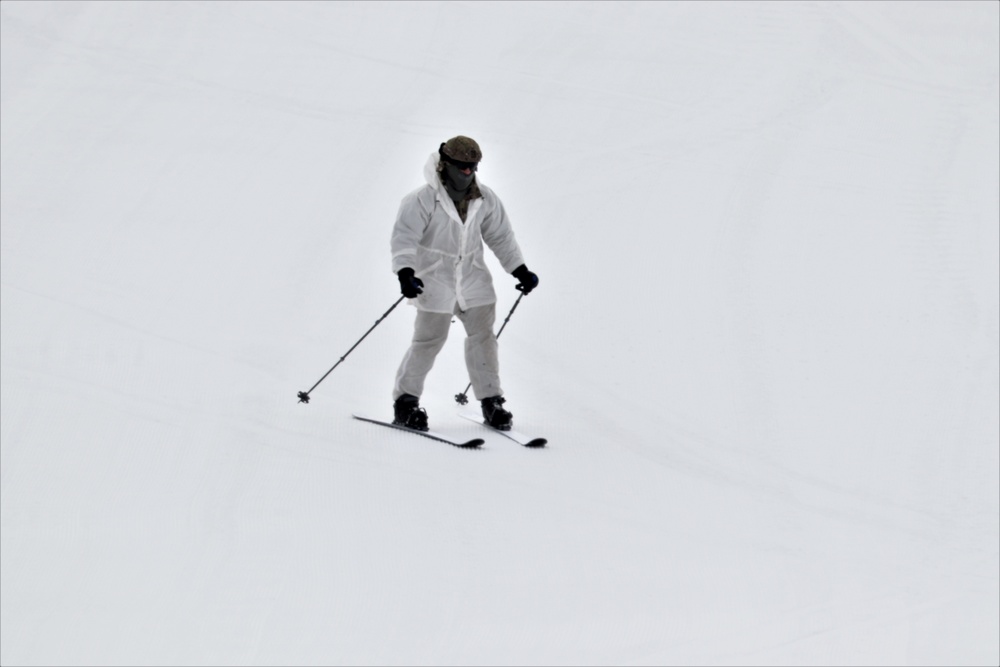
[2,2,997,665]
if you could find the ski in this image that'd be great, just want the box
[459,412,547,448]
[353,414,484,449]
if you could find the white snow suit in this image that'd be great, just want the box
[390,153,526,401]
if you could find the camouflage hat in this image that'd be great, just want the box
[439,136,482,163]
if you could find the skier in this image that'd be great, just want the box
[390,136,538,432]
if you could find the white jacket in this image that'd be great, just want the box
[391,153,525,313]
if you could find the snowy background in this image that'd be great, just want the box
[1,1,998,665]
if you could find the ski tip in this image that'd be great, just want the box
[524,438,547,448]
[353,414,484,449]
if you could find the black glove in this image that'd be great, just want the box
[512,264,539,295]
[397,268,424,298]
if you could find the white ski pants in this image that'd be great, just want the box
[393,303,502,402]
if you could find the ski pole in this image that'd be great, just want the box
[298,295,406,404]
[455,292,525,406]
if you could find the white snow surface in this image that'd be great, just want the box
[1,2,998,665]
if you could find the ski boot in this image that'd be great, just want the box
[393,394,429,432]
[481,396,513,431]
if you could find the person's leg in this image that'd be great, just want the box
[456,303,501,401]
[459,304,513,429]
[393,310,453,400]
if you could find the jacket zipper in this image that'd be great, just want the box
[455,214,469,310]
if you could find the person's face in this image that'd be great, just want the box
[443,160,477,188]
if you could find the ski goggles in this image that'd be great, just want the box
[442,154,479,172]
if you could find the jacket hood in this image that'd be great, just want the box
[423,152,442,189]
